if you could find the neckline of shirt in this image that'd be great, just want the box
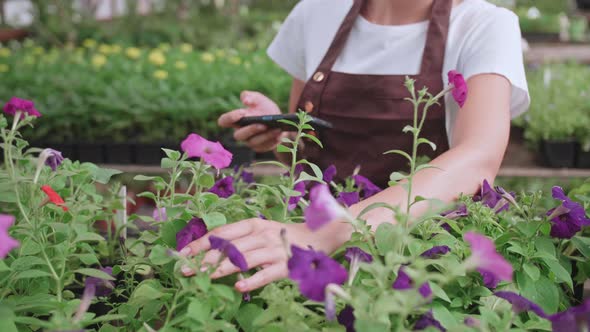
[355,0,472,33]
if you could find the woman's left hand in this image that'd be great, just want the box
[182,218,351,293]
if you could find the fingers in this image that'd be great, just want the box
[235,263,288,292]
[233,124,268,142]
[185,219,258,256]
[247,129,282,153]
[218,109,247,128]
[200,234,268,270]
[240,90,266,107]
[211,248,286,279]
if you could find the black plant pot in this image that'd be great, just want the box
[577,0,590,10]
[135,144,165,165]
[77,143,106,164]
[576,148,590,169]
[541,140,577,168]
[105,143,135,164]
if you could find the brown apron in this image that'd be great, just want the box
[298,0,452,188]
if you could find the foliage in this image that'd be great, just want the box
[0,41,291,143]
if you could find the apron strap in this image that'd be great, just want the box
[420,0,453,75]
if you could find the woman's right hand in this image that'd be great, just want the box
[218,91,283,153]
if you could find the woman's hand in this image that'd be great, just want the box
[218,91,283,153]
[182,218,352,293]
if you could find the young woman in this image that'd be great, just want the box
[182,0,529,293]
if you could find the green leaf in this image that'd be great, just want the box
[295,171,323,185]
[375,223,399,256]
[276,144,290,153]
[188,300,211,323]
[149,245,173,265]
[429,282,451,303]
[75,232,105,242]
[161,157,176,169]
[432,304,459,329]
[523,263,541,281]
[253,160,289,170]
[417,138,437,151]
[163,149,181,161]
[90,166,122,184]
[383,149,412,163]
[211,284,235,301]
[402,125,418,134]
[160,219,186,248]
[415,163,442,173]
[203,212,227,229]
[236,303,264,332]
[9,256,46,271]
[542,257,573,290]
[134,175,156,181]
[389,172,406,183]
[130,281,164,302]
[198,173,215,188]
[298,160,324,179]
[302,133,323,148]
[0,260,10,272]
[87,314,128,325]
[75,268,116,281]
[571,236,590,258]
[14,270,53,280]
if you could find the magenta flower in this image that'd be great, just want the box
[337,305,355,332]
[0,214,19,259]
[447,70,467,108]
[3,97,41,118]
[304,184,349,231]
[288,181,306,211]
[414,311,445,331]
[420,245,450,259]
[472,180,513,213]
[546,187,590,239]
[344,247,373,264]
[85,267,115,297]
[209,235,248,272]
[550,300,590,332]
[287,245,348,301]
[464,232,513,285]
[392,267,431,299]
[152,207,167,222]
[208,177,235,198]
[323,165,337,183]
[494,291,548,318]
[181,133,232,169]
[338,191,360,207]
[176,218,207,250]
[352,175,381,198]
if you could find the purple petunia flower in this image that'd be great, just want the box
[546,187,590,239]
[181,133,232,169]
[337,305,355,332]
[288,181,306,211]
[208,176,235,198]
[176,218,208,251]
[344,247,373,264]
[352,175,381,199]
[0,214,19,259]
[85,267,115,297]
[234,165,254,184]
[304,184,349,231]
[414,311,446,331]
[392,267,432,299]
[41,148,64,171]
[152,207,167,222]
[3,97,41,119]
[209,235,248,272]
[472,180,513,213]
[441,204,468,220]
[287,245,348,301]
[550,300,590,332]
[494,291,548,318]
[464,317,480,327]
[323,165,337,183]
[420,246,451,259]
[479,269,500,289]
[338,191,360,207]
[464,232,513,286]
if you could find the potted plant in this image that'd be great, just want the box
[517,7,562,42]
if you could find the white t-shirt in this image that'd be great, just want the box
[267,0,530,144]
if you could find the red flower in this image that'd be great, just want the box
[41,185,68,211]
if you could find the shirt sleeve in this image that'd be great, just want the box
[267,2,307,81]
[458,8,530,119]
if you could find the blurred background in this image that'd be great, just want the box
[0,0,590,195]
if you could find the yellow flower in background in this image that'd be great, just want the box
[181,43,193,53]
[201,52,215,63]
[229,56,242,65]
[33,47,44,55]
[98,44,112,54]
[175,61,187,70]
[0,64,9,72]
[92,54,107,68]
[83,39,97,48]
[153,70,168,80]
[0,48,11,58]
[126,47,141,60]
[148,50,166,66]
[215,49,226,58]
[158,43,171,52]
[111,45,122,54]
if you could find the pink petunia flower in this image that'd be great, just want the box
[180,133,232,169]
[3,97,41,119]
[304,184,349,231]
[447,70,468,108]
[0,214,19,259]
[464,232,513,285]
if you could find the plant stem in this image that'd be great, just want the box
[42,249,62,302]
